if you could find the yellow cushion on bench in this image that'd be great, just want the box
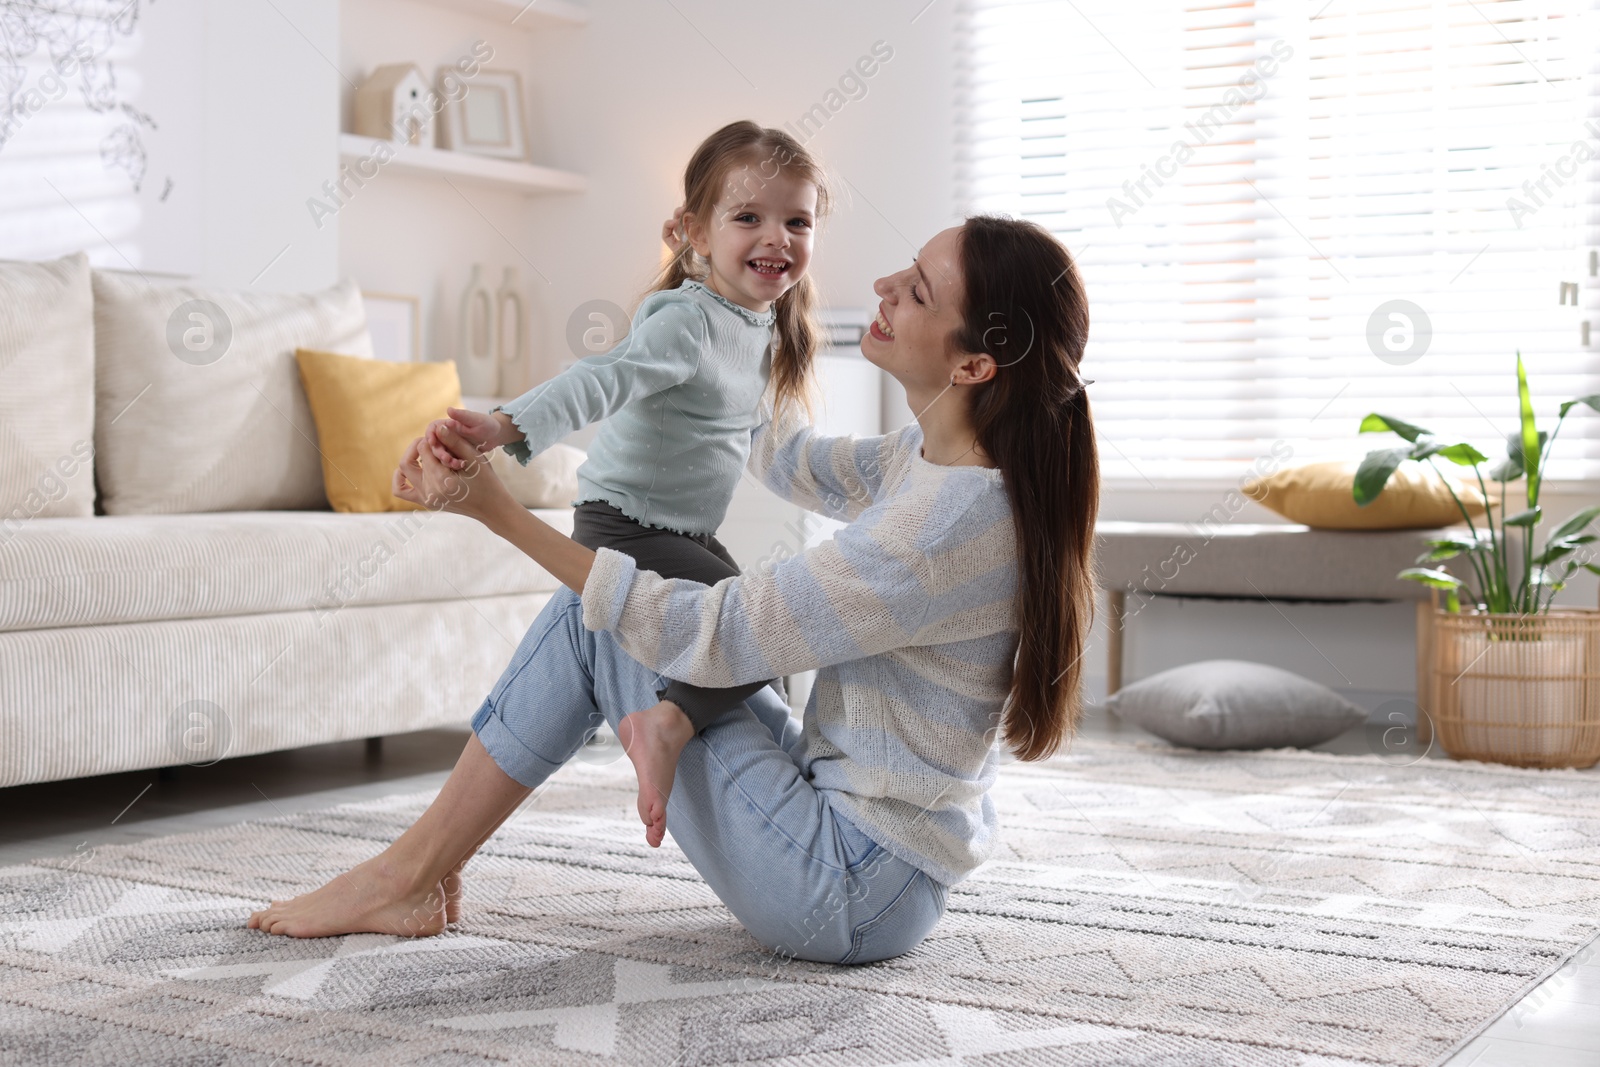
[295,349,460,513]
[1243,460,1486,530]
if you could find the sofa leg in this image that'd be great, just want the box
[1106,588,1126,696]
[365,736,383,761]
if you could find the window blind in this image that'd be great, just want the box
[958,0,1600,484]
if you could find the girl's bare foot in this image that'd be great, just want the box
[246,851,448,938]
[617,701,694,848]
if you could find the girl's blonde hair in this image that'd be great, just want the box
[650,120,829,417]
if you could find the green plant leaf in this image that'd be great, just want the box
[1505,429,1548,462]
[1547,505,1600,543]
[1399,567,1463,590]
[1353,447,1410,506]
[1559,394,1600,418]
[1360,413,1431,442]
[1487,455,1523,482]
[1532,534,1597,566]
[1503,506,1543,527]
[1517,352,1540,505]
[1408,434,1441,459]
[1417,536,1482,563]
[1426,441,1489,467]
[1583,562,1600,578]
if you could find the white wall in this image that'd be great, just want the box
[0,0,339,291]
[202,0,341,291]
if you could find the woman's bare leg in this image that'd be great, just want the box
[442,797,530,925]
[247,733,529,938]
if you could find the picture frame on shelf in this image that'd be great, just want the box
[438,68,528,161]
[362,292,421,362]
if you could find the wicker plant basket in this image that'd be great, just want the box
[1428,607,1600,769]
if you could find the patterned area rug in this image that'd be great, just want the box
[2,738,1597,1066]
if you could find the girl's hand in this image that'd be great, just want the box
[661,205,687,255]
[394,422,514,522]
[425,406,516,470]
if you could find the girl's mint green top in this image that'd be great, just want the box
[496,280,774,536]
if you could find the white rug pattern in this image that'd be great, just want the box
[2,738,1597,1066]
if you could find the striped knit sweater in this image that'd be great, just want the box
[581,406,1019,885]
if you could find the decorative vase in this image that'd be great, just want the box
[495,266,529,397]
[456,263,499,396]
[1428,608,1600,768]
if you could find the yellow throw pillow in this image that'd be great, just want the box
[1242,460,1487,530]
[294,349,461,512]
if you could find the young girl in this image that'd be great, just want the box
[426,121,827,846]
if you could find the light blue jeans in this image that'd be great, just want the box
[471,589,949,965]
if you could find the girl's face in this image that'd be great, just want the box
[687,170,817,313]
[862,226,972,391]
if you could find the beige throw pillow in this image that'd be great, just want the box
[93,273,372,514]
[0,253,96,531]
[490,443,585,509]
[1243,460,1486,530]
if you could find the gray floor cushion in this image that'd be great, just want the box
[1107,659,1366,750]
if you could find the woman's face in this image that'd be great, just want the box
[861,226,970,393]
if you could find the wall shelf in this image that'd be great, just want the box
[339,134,587,196]
[408,0,589,29]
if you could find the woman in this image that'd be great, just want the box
[247,215,1097,965]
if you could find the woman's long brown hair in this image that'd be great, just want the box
[953,215,1098,761]
[649,120,829,417]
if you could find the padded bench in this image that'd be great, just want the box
[1093,521,1457,740]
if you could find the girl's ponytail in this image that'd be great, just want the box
[770,273,818,419]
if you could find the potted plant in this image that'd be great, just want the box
[1355,353,1600,768]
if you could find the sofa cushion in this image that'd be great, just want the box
[92,272,372,515]
[0,253,95,527]
[0,508,572,633]
[1107,659,1366,750]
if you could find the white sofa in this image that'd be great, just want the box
[0,253,570,787]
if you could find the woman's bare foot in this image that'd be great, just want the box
[246,851,448,938]
[617,701,695,848]
[443,862,465,927]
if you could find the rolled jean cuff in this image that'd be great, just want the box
[471,698,567,789]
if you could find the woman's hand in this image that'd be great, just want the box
[661,204,687,255]
[393,421,515,523]
[425,406,518,470]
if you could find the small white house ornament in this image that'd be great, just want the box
[355,63,434,147]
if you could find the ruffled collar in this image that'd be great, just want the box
[681,280,775,327]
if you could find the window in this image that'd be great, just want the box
[959,0,1600,484]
